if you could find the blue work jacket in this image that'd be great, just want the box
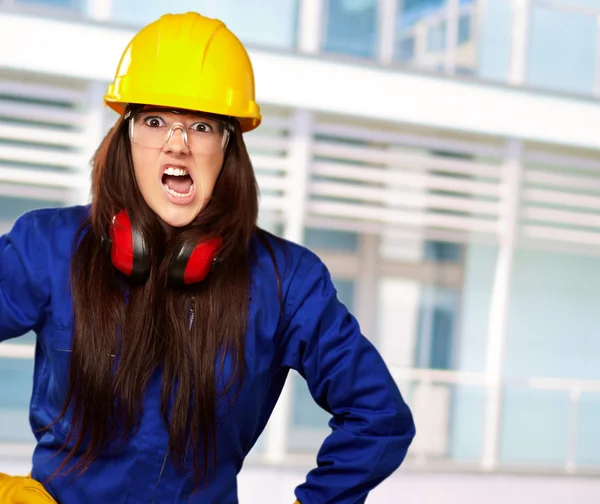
[0,205,415,503]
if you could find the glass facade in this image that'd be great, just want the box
[109,0,212,27]
[393,0,479,73]
[0,196,62,222]
[322,0,600,97]
[304,227,359,252]
[0,357,35,444]
[476,0,512,82]
[479,0,599,95]
[323,0,379,58]
[109,0,299,49]
[14,0,79,7]
[414,284,459,370]
[527,4,597,95]
[213,0,299,49]
[3,0,598,97]
[1,0,598,97]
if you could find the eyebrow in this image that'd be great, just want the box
[139,110,220,121]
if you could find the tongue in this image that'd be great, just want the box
[164,175,192,194]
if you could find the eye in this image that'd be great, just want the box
[143,116,166,128]
[190,122,214,133]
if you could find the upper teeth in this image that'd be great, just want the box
[164,167,188,176]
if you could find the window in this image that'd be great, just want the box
[458,13,471,44]
[304,227,359,252]
[396,36,416,62]
[109,0,299,49]
[257,218,284,237]
[0,197,63,223]
[0,357,35,444]
[395,0,479,72]
[377,277,460,370]
[427,21,446,53]
[15,0,78,7]
[527,5,596,95]
[425,240,463,262]
[109,1,214,27]
[414,285,459,369]
[396,0,448,59]
[214,0,299,49]
[476,0,512,83]
[323,0,379,59]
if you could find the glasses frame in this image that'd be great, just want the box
[124,106,234,153]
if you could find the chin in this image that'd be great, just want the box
[156,206,201,228]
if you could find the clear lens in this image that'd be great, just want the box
[129,109,230,154]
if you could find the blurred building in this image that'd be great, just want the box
[1,0,600,502]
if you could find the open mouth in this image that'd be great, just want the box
[161,166,194,198]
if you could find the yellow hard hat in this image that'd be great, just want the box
[104,12,262,132]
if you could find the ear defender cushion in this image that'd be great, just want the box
[109,210,151,283]
[168,236,222,286]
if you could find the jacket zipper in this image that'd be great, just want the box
[151,298,195,503]
[150,451,168,504]
[188,297,195,330]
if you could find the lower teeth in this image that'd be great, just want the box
[163,184,193,198]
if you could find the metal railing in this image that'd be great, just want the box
[388,367,600,475]
[3,342,598,476]
[253,365,600,476]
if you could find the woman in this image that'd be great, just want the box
[0,11,415,504]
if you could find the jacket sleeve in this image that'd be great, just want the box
[281,251,415,504]
[0,211,51,341]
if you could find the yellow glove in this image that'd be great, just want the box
[0,473,57,504]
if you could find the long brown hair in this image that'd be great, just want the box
[52,110,260,488]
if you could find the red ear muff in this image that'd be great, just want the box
[108,210,151,283]
[106,210,221,286]
[168,236,222,286]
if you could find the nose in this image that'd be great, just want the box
[163,124,190,154]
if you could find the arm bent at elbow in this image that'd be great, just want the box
[280,252,416,503]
